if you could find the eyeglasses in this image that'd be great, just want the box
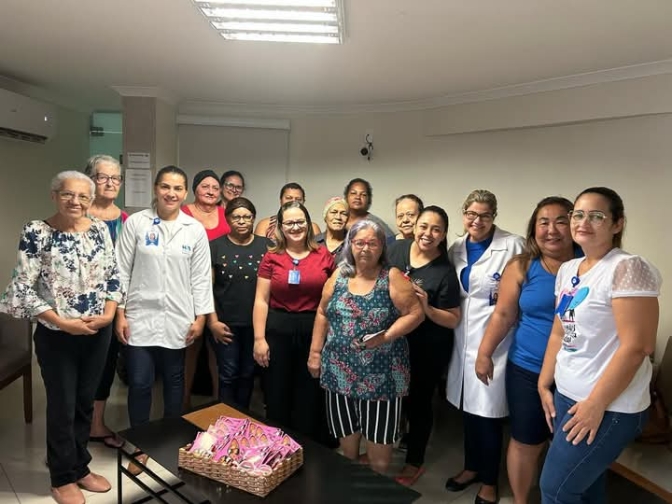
[352,239,381,250]
[230,214,254,223]
[282,219,307,229]
[396,211,418,220]
[94,174,123,185]
[223,182,244,193]
[569,210,608,226]
[58,191,92,204]
[463,210,494,222]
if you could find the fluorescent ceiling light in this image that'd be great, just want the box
[201,8,336,22]
[200,0,335,6]
[213,21,338,34]
[193,0,344,44]
[223,32,339,44]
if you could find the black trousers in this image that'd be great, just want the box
[405,330,451,466]
[263,309,324,442]
[94,319,119,401]
[34,323,111,487]
[463,411,504,486]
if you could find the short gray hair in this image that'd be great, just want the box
[338,219,389,278]
[84,154,121,178]
[50,170,95,197]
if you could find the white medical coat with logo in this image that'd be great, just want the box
[117,209,214,349]
[446,227,524,418]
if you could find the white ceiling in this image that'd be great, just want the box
[1,0,672,112]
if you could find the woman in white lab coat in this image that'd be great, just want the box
[445,190,524,504]
[116,165,214,475]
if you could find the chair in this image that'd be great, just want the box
[0,313,33,423]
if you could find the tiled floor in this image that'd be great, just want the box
[0,357,667,503]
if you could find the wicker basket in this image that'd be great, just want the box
[178,444,304,497]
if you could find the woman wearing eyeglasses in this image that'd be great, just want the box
[220,170,245,207]
[181,170,231,410]
[254,182,321,241]
[0,171,123,504]
[253,201,334,441]
[307,220,424,474]
[446,190,524,504]
[209,197,270,409]
[538,188,660,504]
[83,155,128,450]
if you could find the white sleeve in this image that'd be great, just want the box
[611,256,661,298]
[190,227,214,316]
[115,214,138,309]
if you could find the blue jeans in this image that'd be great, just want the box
[539,392,647,504]
[125,345,186,427]
[209,325,255,409]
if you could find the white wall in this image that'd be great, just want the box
[0,104,89,285]
[287,108,672,359]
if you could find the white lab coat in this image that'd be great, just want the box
[117,209,214,349]
[446,227,524,418]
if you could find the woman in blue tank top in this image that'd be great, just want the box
[475,196,579,504]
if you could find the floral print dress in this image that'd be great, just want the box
[320,268,410,401]
[0,219,123,329]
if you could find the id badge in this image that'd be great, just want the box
[288,269,301,285]
[488,272,501,306]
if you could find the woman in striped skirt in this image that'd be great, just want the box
[308,219,424,474]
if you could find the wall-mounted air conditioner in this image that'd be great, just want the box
[0,88,56,144]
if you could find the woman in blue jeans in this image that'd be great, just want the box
[537,187,661,504]
[116,166,214,475]
[208,197,270,408]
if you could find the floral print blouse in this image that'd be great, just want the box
[0,219,123,330]
[320,268,410,401]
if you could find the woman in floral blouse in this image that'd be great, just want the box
[0,171,123,504]
[308,219,424,474]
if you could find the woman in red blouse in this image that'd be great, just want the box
[181,170,231,409]
[253,201,335,441]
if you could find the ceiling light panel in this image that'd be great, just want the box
[193,0,344,44]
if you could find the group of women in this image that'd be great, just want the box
[0,158,661,504]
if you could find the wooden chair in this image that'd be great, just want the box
[0,313,33,423]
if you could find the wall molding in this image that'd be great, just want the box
[176,114,290,130]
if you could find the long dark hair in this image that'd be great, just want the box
[515,196,574,275]
[416,205,449,257]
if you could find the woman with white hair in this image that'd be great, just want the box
[84,154,127,449]
[315,196,349,257]
[0,170,123,504]
[308,219,424,474]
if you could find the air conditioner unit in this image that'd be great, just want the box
[0,88,56,144]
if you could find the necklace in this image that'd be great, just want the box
[541,256,561,275]
[194,202,216,214]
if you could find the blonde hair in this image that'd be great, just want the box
[462,189,498,216]
[268,201,319,254]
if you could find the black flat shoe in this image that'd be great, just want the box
[474,488,499,504]
[445,473,479,492]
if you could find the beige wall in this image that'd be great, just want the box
[0,105,89,285]
[288,110,672,360]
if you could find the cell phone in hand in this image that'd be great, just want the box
[360,330,385,343]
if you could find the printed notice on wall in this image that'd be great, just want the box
[125,169,153,207]
[126,152,151,169]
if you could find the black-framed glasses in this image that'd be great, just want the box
[58,191,92,204]
[569,210,608,227]
[463,210,494,222]
[230,214,254,223]
[282,219,307,229]
[94,174,123,185]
